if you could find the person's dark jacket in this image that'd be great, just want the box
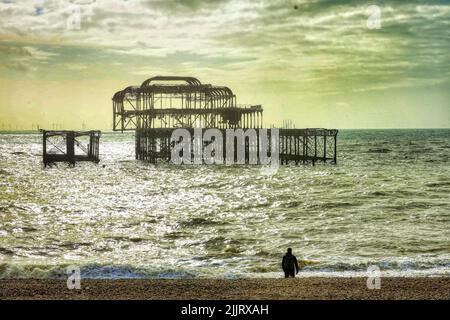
[282,253,299,274]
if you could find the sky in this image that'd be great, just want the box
[0,0,449,130]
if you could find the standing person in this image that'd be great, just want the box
[282,248,299,278]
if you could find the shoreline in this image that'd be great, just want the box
[1,277,449,300]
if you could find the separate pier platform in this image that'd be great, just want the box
[135,128,337,165]
[42,130,101,167]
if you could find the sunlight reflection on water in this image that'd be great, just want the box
[0,130,449,278]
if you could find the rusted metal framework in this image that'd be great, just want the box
[113,76,338,165]
[279,129,338,165]
[135,128,337,165]
[113,76,263,131]
[42,130,101,167]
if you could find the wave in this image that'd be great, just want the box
[0,263,198,280]
[367,148,391,153]
[179,217,228,227]
[307,201,361,210]
[425,181,450,188]
[303,259,450,272]
[1,257,448,279]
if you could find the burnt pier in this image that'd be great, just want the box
[113,76,337,165]
[42,130,101,167]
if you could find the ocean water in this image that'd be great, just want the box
[0,129,449,279]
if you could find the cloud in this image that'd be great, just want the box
[0,0,448,95]
[140,0,231,11]
[23,46,59,60]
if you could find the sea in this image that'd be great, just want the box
[0,129,449,279]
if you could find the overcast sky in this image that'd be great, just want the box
[0,0,449,129]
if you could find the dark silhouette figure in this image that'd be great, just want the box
[282,248,299,278]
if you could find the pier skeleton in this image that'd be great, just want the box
[42,130,101,167]
[113,76,337,165]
